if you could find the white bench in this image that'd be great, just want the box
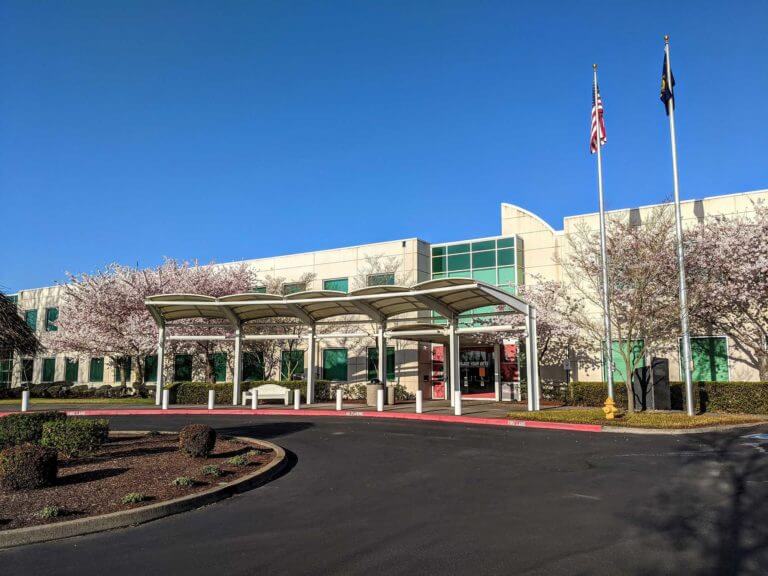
[242,384,292,406]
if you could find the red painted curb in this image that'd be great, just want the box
[0,408,603,434]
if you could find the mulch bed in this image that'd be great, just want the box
[0,433,276,531]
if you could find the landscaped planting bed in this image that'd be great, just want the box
[0,432,276,530]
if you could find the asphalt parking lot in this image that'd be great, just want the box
[2,415,767,576]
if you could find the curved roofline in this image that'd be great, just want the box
[500,203,558,234]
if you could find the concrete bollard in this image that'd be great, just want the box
[242,391,248,406]
[454,390,462,416]
[251,389,258,410]
[207,389,215,410]
[162,389,169,410]
[336,389,342,411]
[284,390,291,406]
[294,389,301,410]
[416,389,423,414]
[21,390,30,412]
[376,388,384,412]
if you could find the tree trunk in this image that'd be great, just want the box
[758,351,768,382]
[134,355,144,385]
[625,380,635,413]
[205,356,215,384]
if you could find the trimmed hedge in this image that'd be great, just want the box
[0,443,58,490]
[566,381,768,414]
[0,411,67,449]
[41,418,110,457]
[166,380,334,405]
[179,424,216,457]
[0,383,151,400]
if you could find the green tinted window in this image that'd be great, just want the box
[65,358,79,383]
[174,354,193,381]
[472,250,496,269]
[252,286,267,294]
[497,249,515,266]
[605,340,645,382]
[323,278,349,292]
[447,253,471,271]
[8,294,18,306]
[89,358,104,382]
[114,357,132,383]
[0,355,13,385]
[323,348,348,381]
[472,269,497,284]
[498,266,516,286]
[431,246,445,257]
[367,347,395,381]
[280,350,304,380]
[144,355,158,382]
[209,353,227,382]
[367,273,395,286]
[24,309,38,331]
[447,243,470,255]
[471,240,495,251]
[21,358,33,383]
[283,283,305,295]
[683,337,729,382]
[42,358,56,382]
[243,351,265,381]
[447,270,472,279]
[432,256,446,273]
[496,237,515,249]
[432,273,446,280]
[45,307,59,331]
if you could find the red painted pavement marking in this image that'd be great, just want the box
[0,408,603,433]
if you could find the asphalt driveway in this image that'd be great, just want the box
[2,416,767,576]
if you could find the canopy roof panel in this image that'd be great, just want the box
[145,280,529,326]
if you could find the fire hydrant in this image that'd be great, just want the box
[603,397,618,420]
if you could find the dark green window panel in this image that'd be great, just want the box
[114,357,132,383]
[243,351,265,382]
[323,278,349,292]
[0,355,13,385]
[604,340,645,383]
[432,256,446,274]
[89,357,104,382]
[496,237,515,249]
[208,353,227,382]
[174,354,193,381]
[21,358,33,383]
[323,348,348,381]
[45,307,59,331]
[24,309,38,331]
[280,350,304,380]
[497,249,515,266]
[144,355,158,382]
[447,253,471,271]
[446,243,470,255]
[682,337,729,382]
[431,246,446,257]
[471,240,496,252]
[8,294,18,306]
[283,283,306,295]
[252,286,267,294]
[42,358,56,383]
[367,347,395,381]
[472,250,496,269]
[65,358,79,383]
[367,273,395,286]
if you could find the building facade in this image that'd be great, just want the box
[3,188,766,396]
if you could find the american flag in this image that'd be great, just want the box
[590,82,607,154]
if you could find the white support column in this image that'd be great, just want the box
[336,389,343,411]
[376,388,384,412]
[525,307,534,411]
[251,389,258,410]
[416,389,423,414]
[377,323,387,387]
[306,325,316,405]
[294,389,301,410]
[162,389,169,410]
[493,342,502,402]
[530,307,541,411]
[207,389,215,410]
[232,325,242,407]
[155,325,166,406]
[21,390,29,412]
[448,319,460,414]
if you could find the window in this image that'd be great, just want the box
[447,243,470,255]
[24,309,38,331]
[45,307,59,331]
[367,273,395,287]
[7,294,18,306]
[243,351,265,381]
[447,253,471,271]
[282,282,306,295]
[144,355,158,382]
[323,349,348,381]
[367,347,395,381]
[323,278,349,293]
[472,250,496,269]
[0,354,13,386]
[21,358,34,383]
[604,340,645,383]
[174,354,193,382]
[280,350,304,380]
[89,357,104,382]
[208,353,227,382]
[114,357,132,383]
[65,358,79,383]
[682,337,729,382]
[252,286,267,294]
[42,358,56,383]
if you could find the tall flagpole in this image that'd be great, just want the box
[593,64,615,400]
[664,36,695,416]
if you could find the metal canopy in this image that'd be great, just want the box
[145,278,530,326]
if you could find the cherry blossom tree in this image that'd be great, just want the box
[686,202,768,379]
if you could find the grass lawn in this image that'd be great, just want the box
[0,397,156,406]
[507,407,768,429]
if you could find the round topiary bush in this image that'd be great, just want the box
[178,424,216,458]
[0,444,58,490]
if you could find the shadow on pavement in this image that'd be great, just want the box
[216,420,315,442]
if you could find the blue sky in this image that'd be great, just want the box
[1,1,766,292]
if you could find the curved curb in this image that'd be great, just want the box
[0,435,286,549]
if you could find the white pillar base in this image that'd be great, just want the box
[336,389,343,411]
[207,389,215,410]
[376,389,384,412]
[251,390,258,410]
[294,390,301,410]
[416,389,423,414]
[162,389,169,410]
[454,390,462,416]
[21,390,29,412]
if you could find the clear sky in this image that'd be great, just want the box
[1,1,766,292]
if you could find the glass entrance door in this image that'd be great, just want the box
[459,347,495,398]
